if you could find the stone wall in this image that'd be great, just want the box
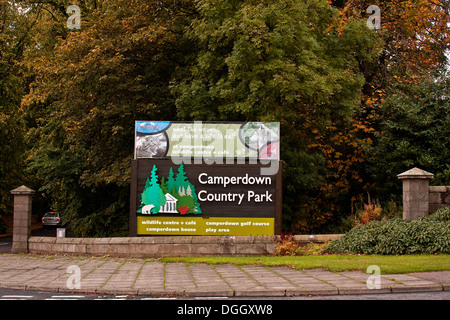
[429,186,450,214]
[27,234,343,257]
[28,235,277,257]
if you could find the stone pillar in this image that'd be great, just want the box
[10,185,35,253]
[397,168,434,221]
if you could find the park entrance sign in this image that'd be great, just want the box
[129,121,282,236]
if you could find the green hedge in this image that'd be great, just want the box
[326,207,450,255]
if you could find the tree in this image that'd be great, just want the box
[160,176,169,194]
[341,0,449,87]
[171,0,381,231]
[15,0,443,234]
[186,184,192,196]
[334,0,450,219]
[140,165,166,214]
[21,0,197,235]
[174,163,188,191]
[367,74,450,201]
[173,162,201,214]
[177,195,195,215]
[167,167,176,194]
[0,0,29,217]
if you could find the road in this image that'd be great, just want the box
[2,287,445,320]
[0,226,58,253]
[0,287,449,300]
[0,236,11,254]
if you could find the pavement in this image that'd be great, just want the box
[0,253,449,297]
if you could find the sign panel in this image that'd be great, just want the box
[134,121,280,160]
[130,160,282,236]
[130,121,281,236]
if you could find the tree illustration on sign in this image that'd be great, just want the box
[166,167,176,194]
[137,163,202,215]
[138,165,166,214]
[173,163,202,214]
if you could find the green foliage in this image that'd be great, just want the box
[327,207,450,255]
[173,0,380,121]
[176,195,195,213]
[140,165,166,214]
[173,163,202,214]
[4,0,446,237]
[172,0,382,232]
[367,76,450,200]
[0,1,28,216]
[274,237,328,256]
[427,207,450,222]
[20,0,196,236]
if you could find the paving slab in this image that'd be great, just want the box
[133,261,164,291]
[408,271,450,286]
[0,253,448,297]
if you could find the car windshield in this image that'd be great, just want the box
[44,212,58,217]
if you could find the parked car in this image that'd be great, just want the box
[41,212,61,227]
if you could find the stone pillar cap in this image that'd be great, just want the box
[397,167,434,180]
[11,185,36,195]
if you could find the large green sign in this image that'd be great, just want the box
[130,121,282,237]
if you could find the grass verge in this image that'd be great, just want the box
[161,254,450,274]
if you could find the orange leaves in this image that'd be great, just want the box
[352,194,383,226]
[341,0,449,79]
[353,122,375,134]
[299,108,378,232]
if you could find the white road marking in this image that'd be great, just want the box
[194,297,229,299]
[140,297,178,300]
[48,295,86,300]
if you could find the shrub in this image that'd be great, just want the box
[297,243,328,256]
[326,207,450,255]
[427,207,450,222]
[274,233,329,256]
[274,233,301,256]
[347,194,402,229]
[353,194,382,226]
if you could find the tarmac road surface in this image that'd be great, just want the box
[0,287,449,300]
[0,237,11,254]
